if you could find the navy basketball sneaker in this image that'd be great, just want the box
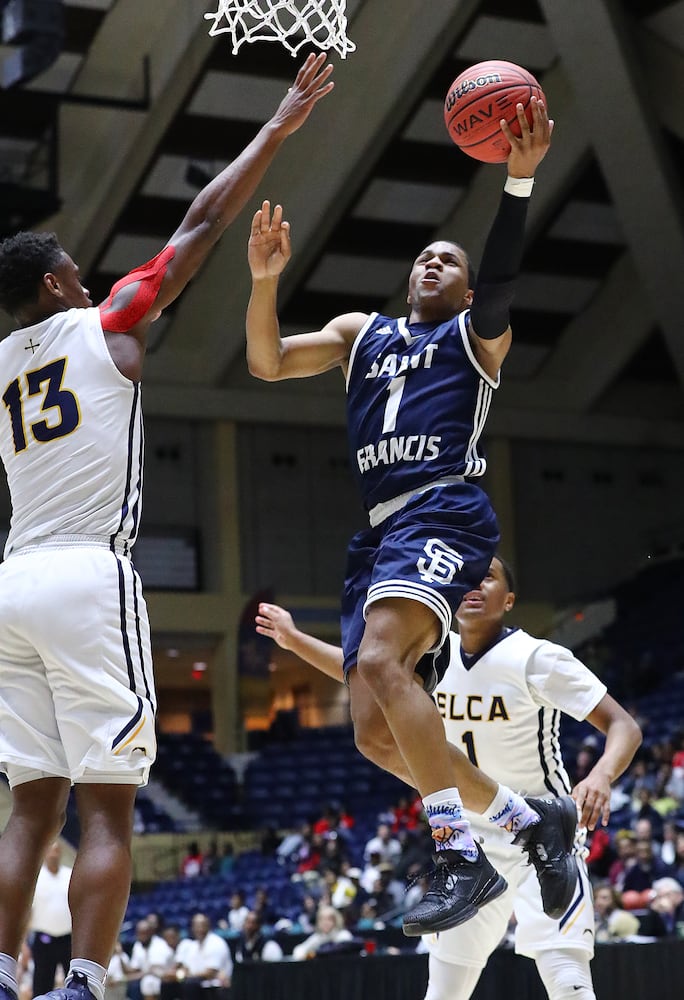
[33,972,97,1000]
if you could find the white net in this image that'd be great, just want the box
[205,0,356,59]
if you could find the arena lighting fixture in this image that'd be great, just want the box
[1,0,65,89]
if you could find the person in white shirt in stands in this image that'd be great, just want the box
[174,914,232,1000]
[127,920,174,1000]
[362,823,402,866]
[233,912,283,964]
[29,843,72,996]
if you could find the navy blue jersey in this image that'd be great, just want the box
[345,310,499,510]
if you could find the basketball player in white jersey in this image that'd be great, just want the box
[254,559,642,1000]
[0,53,334,1000]
[245,97,580,937]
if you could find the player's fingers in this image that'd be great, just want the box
[601,799,611,828]
[499,118,516,143]
[272,203,283,228]
[250,208,264,235]
[515,102,530,135]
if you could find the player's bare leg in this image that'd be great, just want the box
[31,783,139,1000]
[0,777,70,1000]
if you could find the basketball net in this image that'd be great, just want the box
[205,0,356,59]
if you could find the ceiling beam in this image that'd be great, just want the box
[540,0,684,385]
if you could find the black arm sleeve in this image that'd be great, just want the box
[469,189,530,341]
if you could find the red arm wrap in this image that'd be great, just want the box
[99,245,176,332]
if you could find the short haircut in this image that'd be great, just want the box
[0,231,64,317]
[495,555,517,593]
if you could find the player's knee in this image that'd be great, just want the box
[535,949,595,1000]
[356,648,407,704]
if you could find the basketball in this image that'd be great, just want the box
[444,60,547,163]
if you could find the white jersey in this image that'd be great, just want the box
[0,307,143,557]
[427,627,606,967]
[434,627,607,833]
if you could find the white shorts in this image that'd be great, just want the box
[0,540,156,787]
[424,821,594,968]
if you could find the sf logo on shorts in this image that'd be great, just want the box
[417,538,464,584]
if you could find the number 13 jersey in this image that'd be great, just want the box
[0,307,143,557]
[345,310,499,510]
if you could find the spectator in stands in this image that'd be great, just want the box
[608,830,637,891]
[390,794,423,834]
[103,944,128,1000]
[250,888,277,927]
[276,823,311,867]
[369,863,405,916]
[29,841,72,997]
[173,914,232,1000]
[295,832,324,875]
[633,816,662,853]
[363,823,402,866]
[621,839,673,898]
[200,842,220,877]
[161,928,181,955]
[635,877,684,938]
[585,825,615,880]
[330,865,364,912]
[291,906,352,961]
[222,892,249,934]
[127,919,174,1000]
[295,895,319,934]
[233,912,283,963]
[593,884,638,943]
[179,843,203,880]
[259,826,281,858]
[218,844,235,878]
[633,788,665,841]
[360,850,383,895]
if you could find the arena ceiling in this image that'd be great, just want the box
[1,0,684,449]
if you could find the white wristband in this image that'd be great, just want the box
[504,175,535,197]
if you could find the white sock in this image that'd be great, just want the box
[67,961,107,1000]
[423,787,479,861]
[0,954,18,998]
[484,785,540,834]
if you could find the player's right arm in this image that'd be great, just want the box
[255,603,344,682]
[246,201,365,380]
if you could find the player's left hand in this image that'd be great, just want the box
[270,52,334,138]
[255,602,297,650]
[248,201,291,280]
[501,97,553,178]
[571,771,612,830]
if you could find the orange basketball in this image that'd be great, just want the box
[444,60,547,163]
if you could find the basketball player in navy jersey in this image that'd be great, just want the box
[245,97,579,936]
[254,563,642,1000]
[0,54,333,1000]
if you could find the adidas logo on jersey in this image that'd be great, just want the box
[376,324,394,336]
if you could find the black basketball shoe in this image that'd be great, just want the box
[402,842,507,936]
[513,795,579,919]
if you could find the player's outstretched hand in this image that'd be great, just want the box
[501,96,553,179]
[255,602,298,650]
[248,201,291,280]
[270,52,334,138]
[572,771,612,830]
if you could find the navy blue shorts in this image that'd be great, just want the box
[341,480,499,684]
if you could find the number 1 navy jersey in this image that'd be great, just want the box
[0,307,143,557]
[345,310,499,510]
